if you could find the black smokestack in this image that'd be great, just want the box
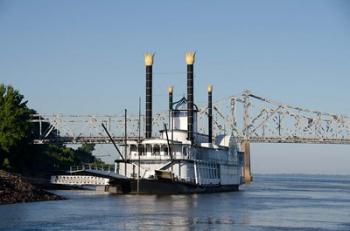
[186,52,195,143]
[145,53,154,139]
[168,86,173,110]
[208,85,213,143]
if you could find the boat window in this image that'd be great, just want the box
[130,144,136,156]
[153,145,160,156]
[138,144,145,156]
[130,145,137,152]
[182,146,188,156]
[161,145,168,155]
[146,144,152,155]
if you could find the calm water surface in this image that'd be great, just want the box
[1,175,350,231]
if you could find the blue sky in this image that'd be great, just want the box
[1,0,350,174]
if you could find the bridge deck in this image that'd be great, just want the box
[34,136,350,145]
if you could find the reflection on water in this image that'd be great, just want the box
[0,175,350,231]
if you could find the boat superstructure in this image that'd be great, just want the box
[112,52,245,194]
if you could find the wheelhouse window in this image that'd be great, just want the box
[153,145,160,156]
[161,145,168,155]
[130,145,137,156]
[146,144,152,156]
[138,144,145,156]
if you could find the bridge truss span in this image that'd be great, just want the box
[30,90,350,145]
[233,90,350,144]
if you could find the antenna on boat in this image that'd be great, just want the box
[168,86,173,128]
[137,97,141,193]
[124,109,128,177]
[168,86,174,148]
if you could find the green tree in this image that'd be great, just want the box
[78,143,95,154]
[0,83,105,175]
[0,84,32,167]
[74,143,96,164]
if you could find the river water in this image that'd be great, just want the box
[0,175,350,231]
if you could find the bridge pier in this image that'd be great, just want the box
[241,140,252,183]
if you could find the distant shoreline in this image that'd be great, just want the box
[253,173,350,177]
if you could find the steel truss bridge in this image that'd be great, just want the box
[31,90,350,145]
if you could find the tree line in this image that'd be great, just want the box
[0,83,103,176]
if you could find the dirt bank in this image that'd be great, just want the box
[0,170,63,204]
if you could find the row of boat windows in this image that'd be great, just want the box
[130,144,189,156]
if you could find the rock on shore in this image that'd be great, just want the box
[0,170,63,204]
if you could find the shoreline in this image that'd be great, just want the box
[0,170,64,205]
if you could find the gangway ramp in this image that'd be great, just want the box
[68,164,128,180]
[51,164,128,187]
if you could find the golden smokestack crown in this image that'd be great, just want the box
[185,52,196,65]
[168,86,174,94]
[208,84,213,93]
[144,53,155,66]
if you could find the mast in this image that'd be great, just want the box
[124,109,127,177]
[137,97,141,194]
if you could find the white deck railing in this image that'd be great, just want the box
[51,175,109,185]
